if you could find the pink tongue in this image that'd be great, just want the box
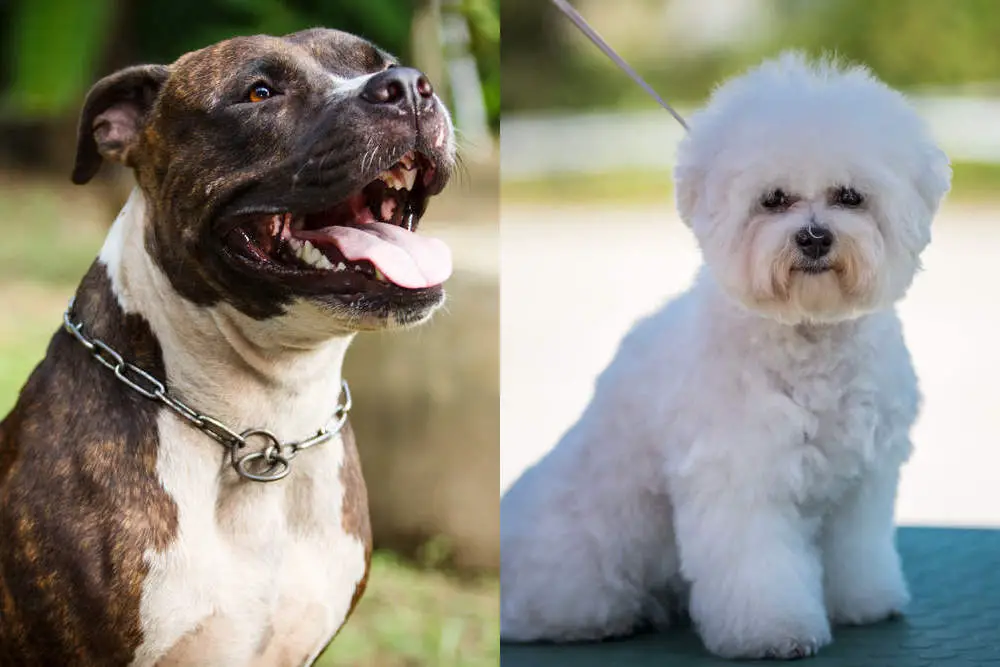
[301,223,452,289]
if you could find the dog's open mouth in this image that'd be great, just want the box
[226,150,451,290]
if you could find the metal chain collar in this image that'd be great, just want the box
[61,298,351,483]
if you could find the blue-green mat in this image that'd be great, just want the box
[501,527,1000,666]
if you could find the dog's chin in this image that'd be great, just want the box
[737,259,883,325]
[317,286,446,332]
[216,149,452,327]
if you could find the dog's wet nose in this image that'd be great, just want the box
[795,226,834,259]
[361,67,434,111]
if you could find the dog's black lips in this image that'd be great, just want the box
[795,265,832,275]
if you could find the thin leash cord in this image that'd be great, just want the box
[550,0,689,131]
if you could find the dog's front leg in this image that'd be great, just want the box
[671,468,831,660]
[821,456,909,625]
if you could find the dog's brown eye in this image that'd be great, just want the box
[761,189,789,210]
[834,186,864,208]
[248,84,273,103]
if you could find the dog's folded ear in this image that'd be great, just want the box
[72,64,170,185]
[673,158,702,229]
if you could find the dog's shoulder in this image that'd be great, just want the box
[0,262,180,664]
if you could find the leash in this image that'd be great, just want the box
[550,0,689,131]
[62,298,351,483]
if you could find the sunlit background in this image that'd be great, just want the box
[501,0,1000,531]
[0,1,498,666]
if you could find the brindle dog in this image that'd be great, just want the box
[0,28,455,666]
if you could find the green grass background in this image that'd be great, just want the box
[502,161,1000,205]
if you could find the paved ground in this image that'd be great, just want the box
[501,201,1000,527]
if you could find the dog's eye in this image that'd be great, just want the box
[761,189,789,210]
[834,187,864,208]
[247,83,274,103]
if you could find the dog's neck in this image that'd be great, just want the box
[697,268,873,348]
[93,188,354,442]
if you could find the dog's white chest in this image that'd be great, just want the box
[772,357,901,509]
[130,415,367,667]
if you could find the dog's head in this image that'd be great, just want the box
[674,52,951,324]
[73,28,456,332]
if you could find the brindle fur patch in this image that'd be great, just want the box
[312,421,372,663]
[0,263,178,665]
[338,421,373,620]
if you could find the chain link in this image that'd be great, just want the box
[62,298,351,482]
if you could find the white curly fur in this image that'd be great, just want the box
[499,52,952,659]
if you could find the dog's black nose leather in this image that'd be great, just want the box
[795,226,834,259]
[361,67,434,111]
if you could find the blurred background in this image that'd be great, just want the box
[502,0,1000,533]
[0,1,498,666]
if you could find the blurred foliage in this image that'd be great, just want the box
[462,0,501,130]
[502,161,1000,204]
[318,551,498,667]
[3,0,115,117]
[776,0,1000,89]
[133,0,415,65]
[1,0,498,130]
[502,0,1000,113]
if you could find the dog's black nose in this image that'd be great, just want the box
[361,67,434,111]
[795,226,834,259]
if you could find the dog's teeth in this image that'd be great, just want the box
[374,268,387,282]
[313,252,334,270]
[400,152,415,169]
[401,169,417,191]
[298,241,316,263]
[304,243,324,267]
[293,240,333,269]
[334,261,347,272]
[379,170,402,189]
[268,215,283,237]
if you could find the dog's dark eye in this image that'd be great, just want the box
[247,83,274,103]
[834,186,864,208]
[761,189,790,211]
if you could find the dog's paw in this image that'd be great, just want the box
[707,629,832,661]
[825,556,910,626]
[827,582,909,626]
[696,603,832,660]
[763,637,825,660]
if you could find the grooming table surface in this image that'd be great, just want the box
[500,527,1000,666]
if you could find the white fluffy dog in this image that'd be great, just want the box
[500,53,951,659]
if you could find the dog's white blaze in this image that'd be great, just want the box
[98,190,367,666]
[327,71,378,98]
